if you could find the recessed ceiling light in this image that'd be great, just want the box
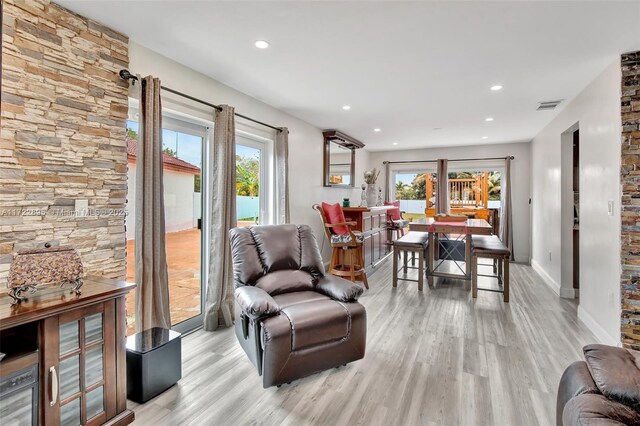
[342,105,351,110]
[490,85,503,91]
[255,40,270,49]
[374,128,381,132]
[482,136,488,140]
[393,142,398,145]
[485,117,494,122]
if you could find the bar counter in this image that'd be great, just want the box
[342,206,394,270]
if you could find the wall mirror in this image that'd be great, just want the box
[323,130,365,188]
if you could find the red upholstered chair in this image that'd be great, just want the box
[313,203,368,289]
[385,201,409,241]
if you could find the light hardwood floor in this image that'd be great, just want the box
[129,258,597,426]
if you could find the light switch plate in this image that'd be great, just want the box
[608,200,614,216]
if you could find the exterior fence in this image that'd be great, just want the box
[398,199,427,214]
[237,195,260,220]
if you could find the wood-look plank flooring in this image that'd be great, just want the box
[129,258,597,426]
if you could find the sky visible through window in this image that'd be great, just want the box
[127,120,264,168]
[127,120,202,168]
[237,144,259,159]
[396,173,419,185]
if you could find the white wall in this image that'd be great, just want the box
[368,142,532,263]
[128,42,368,260]
[530,59,621,346]
[126,165,197,239]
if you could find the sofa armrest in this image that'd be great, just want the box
[235,286,280,319]
[315,275,364,302]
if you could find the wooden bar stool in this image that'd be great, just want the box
[392,232,429,291]
[313,204,368,289]
[471,235,511,302]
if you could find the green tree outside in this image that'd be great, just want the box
[236,154,259,197]
[163,147,177,157]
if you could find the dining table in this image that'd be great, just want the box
[408,217,493,288]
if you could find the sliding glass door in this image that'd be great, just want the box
[125,111,274,335]
[125,115,207,335]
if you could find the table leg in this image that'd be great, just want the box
[428,232,434,287]
[465,233,471,291]
[418,249,424,292]
[392,246,398,288]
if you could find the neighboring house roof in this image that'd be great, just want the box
[126,137,201,175]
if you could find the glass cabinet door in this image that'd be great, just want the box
[45,302,115,426]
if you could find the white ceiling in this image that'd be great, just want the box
[58,0,640,151]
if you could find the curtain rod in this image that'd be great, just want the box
[383,156,514,165]
[118,70,282,133]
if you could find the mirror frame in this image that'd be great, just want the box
[322,130,365,188]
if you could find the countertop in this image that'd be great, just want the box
[342,206,395,212]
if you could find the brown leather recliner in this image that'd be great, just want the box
[229,224,367,388]
[557,344,640,425]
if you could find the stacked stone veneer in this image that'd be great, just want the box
[621,50,640,349]
[0,0,129,286]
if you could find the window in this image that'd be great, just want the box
[236,131,273,227]
[393,169,502,219]
[236,144,261,226]
[447,170,501,209]
[394,171,430,221]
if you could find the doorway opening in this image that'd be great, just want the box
[572,129,580,298]
[561,123,579,299]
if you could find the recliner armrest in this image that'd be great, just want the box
[315,275,364,302]
[235,286,280,319]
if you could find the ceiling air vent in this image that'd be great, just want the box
[537,100,562,111]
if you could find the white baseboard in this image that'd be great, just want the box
[559,287,575,299]
[531,259,560,296]
[577,306,620,347]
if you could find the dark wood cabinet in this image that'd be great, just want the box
[343,206,393,271]
[0,277,135,426]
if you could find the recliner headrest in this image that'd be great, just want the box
[229,224,325,288]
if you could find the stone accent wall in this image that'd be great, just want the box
[0,0,129,285]
[621,50,640,349]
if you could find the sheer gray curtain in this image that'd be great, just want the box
[134,75,171,332]
[204,105,236,331]
[436,159,450,214]
[274,127,290,224]
[500,157,514,260]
